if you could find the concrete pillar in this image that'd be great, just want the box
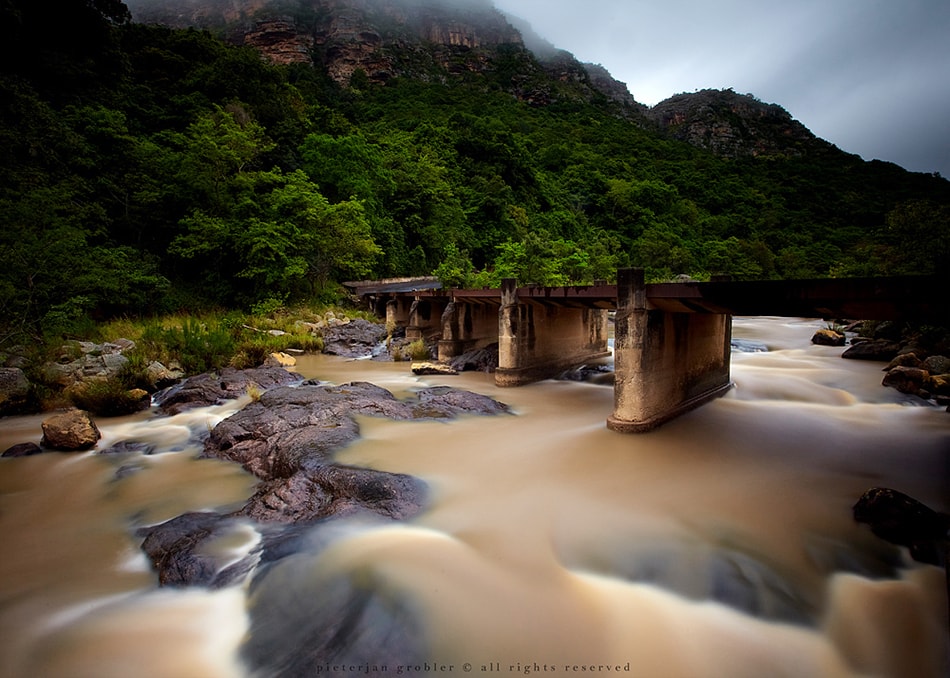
[385,297,413,330]
[437,300,498,361]
[608,268,733,432]
[496,279,611,387]
[406,299,446,341]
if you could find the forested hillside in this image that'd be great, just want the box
[2,0,948,345]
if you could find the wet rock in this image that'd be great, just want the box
[921,355,950,375]
[0,367,31,415]
[238,465,426,524]
[927,373,950,397]
[412,385,510,418]
[447,343,499,372]
[2,442,43,457]
[40,409,101,451]
[265,351,297,367]
[881,366,929,394]
[153,366,301,415]
[811,329,845,346]
[242,557,426,677]
[138,512,259,588]
[883,352,923,371]
[201,381,506,527]
[321,319,387,358]
[853,487,950,567]
[841,339,901,362]
[410,361,458,376]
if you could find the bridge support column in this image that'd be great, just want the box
[608,269,733,433]
[496,279,610,387]
[385,297,414,330]
[437,301,498,361]
[406,299,447,341]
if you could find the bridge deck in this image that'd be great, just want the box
[390,275,945,321]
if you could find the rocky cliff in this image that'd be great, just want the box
[646,88,828,159]
[125,0,644,114]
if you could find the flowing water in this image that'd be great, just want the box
[0,317,947,677]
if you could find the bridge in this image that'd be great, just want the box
[346,271,946,432]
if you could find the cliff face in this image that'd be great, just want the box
[124,0,644,114]
[646,89,826,159]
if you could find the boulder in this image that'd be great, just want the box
[202,381,507,522]
[883,353,923,371]
[853,487,950,567]
[265,352,297,368]
[447,343,499,373]
[811,329,845,346]
[321,319,387,358]
[0,367,31,415]
[921,355,950,375]
[410,361,458,376]
[927,373,950,397]
[153,366,301,415]
[41,409,101,451]
[881,366,929,394]
[2,442,43,458]
[145,361,184,389]
[841,339,901,362]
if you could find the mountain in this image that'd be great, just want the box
[125,0,848,158]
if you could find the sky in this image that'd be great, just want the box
[491,0,950,177]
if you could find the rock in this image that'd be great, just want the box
[0,367,31,415]
[145,361,184,389]
[811,329,845,346]
[41,409,101,451]
[410,361,458,376]
[841,339,901,362]
[321,319,387,358]
[202,381,507,522]
[2,442,43,458]
[238,465,426,524]
[153,366,301,415]
[447,343,499,372]
[265,352,297,368]
[853,487,950,567]
[927,374,950,397]
[881,366,929,394]
[138,512,259,588]
[883,353,923,371]
[921,355,950,375]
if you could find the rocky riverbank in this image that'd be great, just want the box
[812,321,950,410]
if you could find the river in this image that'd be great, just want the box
[0,317,947,677]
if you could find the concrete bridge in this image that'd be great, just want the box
[346,271,946,432]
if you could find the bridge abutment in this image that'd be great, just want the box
[496,278,610,387]
[607,269,733,432]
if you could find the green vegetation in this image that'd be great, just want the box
[1,0,948,355]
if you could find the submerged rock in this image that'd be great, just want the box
[2,442,43,458]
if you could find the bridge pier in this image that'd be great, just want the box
[385,297,414,330]
[496,278,610,387]
[437,300,499,361]
[406,299,447,341]
[607,268,733,433]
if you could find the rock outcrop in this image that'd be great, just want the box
[646,89,828,159]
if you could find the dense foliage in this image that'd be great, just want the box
[1,0,948,346]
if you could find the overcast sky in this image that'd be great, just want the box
[492,0,950,177]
